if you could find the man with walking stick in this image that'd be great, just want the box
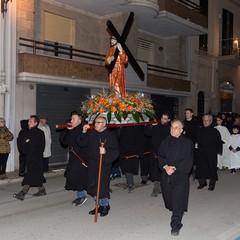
[81,116,119,218]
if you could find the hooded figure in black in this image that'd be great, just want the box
[13,115,46,201]
[17,119,28,177]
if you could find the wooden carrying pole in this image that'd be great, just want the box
[94,141,105,223]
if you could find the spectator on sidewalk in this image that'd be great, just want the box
[13,115,46,200]
[0,117,14,180]
[38,115,52,172]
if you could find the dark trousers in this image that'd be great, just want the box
[43,157,49,172]
[140,154,150,178]
[198,178,216,188]
[149,156,161,181]
[0,153,9,174]
[171,212,183,231]
[19,154,26,175]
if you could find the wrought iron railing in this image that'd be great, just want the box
[174,0,202,12]
[219,38,240,57]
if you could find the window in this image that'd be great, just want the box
[199,0,208,51]
[200,0,208,16]
[199,34,208,52]
[221,9,233,56]
[44,12,74,45]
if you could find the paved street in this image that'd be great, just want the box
[0,170,240,240]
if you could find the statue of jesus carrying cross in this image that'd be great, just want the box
[105,12,144,97]
[105,36,128,97]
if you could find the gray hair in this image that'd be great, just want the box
[171,119,183,129]
[202,114,213,123]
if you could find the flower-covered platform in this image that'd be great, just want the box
[81,92,156,124]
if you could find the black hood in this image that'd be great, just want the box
[20,119,28,130]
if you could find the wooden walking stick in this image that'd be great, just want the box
[94,139,106,223]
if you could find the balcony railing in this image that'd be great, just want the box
[159,0,207,28]
[19,37,106,65]
[18,37,188,79]
[219,38,240,57]
[174,0,202,12]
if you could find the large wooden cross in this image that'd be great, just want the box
[106,12,145,81]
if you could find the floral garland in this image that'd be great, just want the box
[80,91,156,124]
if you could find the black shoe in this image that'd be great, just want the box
[141,180,147,185]
[32,189,46,197]
[13,191,26,201]
[208,186,215,191]
[197,183,207,189]
[171,229,180,236]
[124,185,135,193]
[100,205,110,217]
[72,196,87,206]
[19,172,26,177]
[89,206,102,215]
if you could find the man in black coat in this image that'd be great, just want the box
[195,114,222,191]
[59,112,88,206]
[158,120,194,236]
[13,115,46,201]
[17,119,28,177]
[81,116,119,217]
[119,126,144,193]
[144,112,171,197]
[182,108,199,179]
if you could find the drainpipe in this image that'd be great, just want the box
[4,0,17,172]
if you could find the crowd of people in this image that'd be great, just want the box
[1,109,240,236]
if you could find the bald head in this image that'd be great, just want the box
[170,120,183,138]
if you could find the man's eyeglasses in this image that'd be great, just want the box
[95,122,104,124]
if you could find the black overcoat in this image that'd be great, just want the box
[144,124,170,181]
[119,126,144,175]
[195,126,222,181]
[79,128,119,199]
[158,135,193,213]
[59,125,88,191]
[19,127,46,187]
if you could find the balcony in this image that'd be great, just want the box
[53,0,207,37]
[219,38,240,67]
[18,37,190,93]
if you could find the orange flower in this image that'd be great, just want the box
[98,97,105,104]
[127,106,134,112]
[111,106,117,112]
[119,103,126,109]
[99,107,105,113]
[92,108,97,113]
[112,99,117,104]
[104,98,109,104]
